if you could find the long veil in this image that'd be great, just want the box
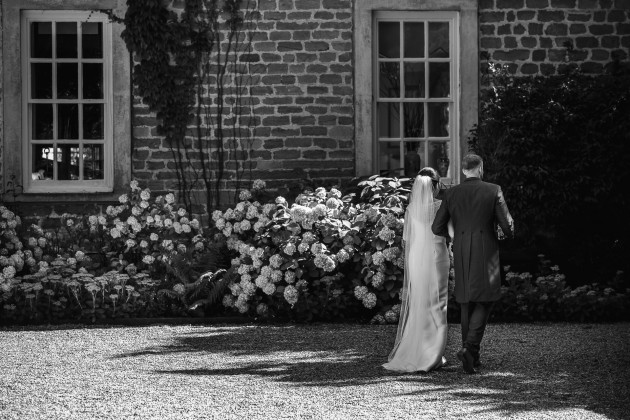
[387,175,441,362]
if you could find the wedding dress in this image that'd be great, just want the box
[383,176,450,373]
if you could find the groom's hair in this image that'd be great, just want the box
[462,153,483,171]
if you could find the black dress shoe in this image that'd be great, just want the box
[456,348,476,374]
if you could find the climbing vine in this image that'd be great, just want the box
[104,0,259,218]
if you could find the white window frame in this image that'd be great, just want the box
[373,11,459,183]
[354,0,479,185]
[21,10,114,193]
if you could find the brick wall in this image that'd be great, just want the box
[479,0,630,75]
[131,0,355,202]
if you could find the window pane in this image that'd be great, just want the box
[83,104,104,139]
[429,141,451,178]
[403,142,422,178]
[32,144,55,180]
[377,103,400,138]
[31,63,53,99]
[56,22,77,58]
[378,22,399,59]
[83,144,104,180]
[83,63,103,99]
[379,142,401,176]
[379,63,400,98]
[404,22,424,58]
[32,104,53,139]
[82,22,103,59]
[404,62,425,98]
[404,103,424,138]
[427,103,449,137]
[30,22,52,58]
[58,104,79,139]
[429,62,450,98]
[429,22,449,58]
[57,145,81,180]
[57,63,78,99]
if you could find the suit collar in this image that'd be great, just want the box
[463,177,481,183]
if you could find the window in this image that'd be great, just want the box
[354,1,478,185]
[375,12,458,181]
[22,11,113,192]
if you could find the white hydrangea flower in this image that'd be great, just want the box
[283,243,296,256]
[283,285,299,306]
[354,285,368,300]
[212,210,223,222]
[118,194,129,204]
[222,294,234,307]
[252,179,266,191]
[239,190,252,201]
[362,292,377,309]
[284,270,296,284]
[262,282,276,296]
[269,254,283,269]
[165,193,175,204]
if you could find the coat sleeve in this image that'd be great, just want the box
[494,186,514,239]
[431,195,451,237]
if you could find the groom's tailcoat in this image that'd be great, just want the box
[432,177,513,303]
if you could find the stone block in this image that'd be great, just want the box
[313,30,340,39]
[479,0,495,9]
[286,137,313,147]
[532,49,547,60]
[278,42,304,51]
[314,11,334,19]
[550,0,577,7]
[545,23,569,35]
[540,63,557,74]
[618,23,630,35]
[480,24,496,35]
[303,150,327,159]
[589,24,614,35]
[517,11,536,20]
[498,24,512,35]
[305,41,331,51]
[601,35,620,48]
[540,37,554,47]
[607,10,627,22]
[529,22,544,35]
[270,32,291,41]
[497,0,524,7]
[593,11,606,22]
[577,0,598,7]
[329,126,353,140]
[318,115,337,125]
[521,36,538,47]
[570,23,587,33]
[480,12,506,22]
[320,74,342,84]
[273,149,301,160]
[262,116,290,126]
[322,0,351,8]
[307,86,329,94]
[504,36,518,48]
[301,126,328,136]
[520,63,539,74]
[538,10,566,22]
[527,0,549,6]
[261,53,282,62]
[590,49,610,60]
[514,24,527,34]
[580,61,604,73]
[298,75,318,83]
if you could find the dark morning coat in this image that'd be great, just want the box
[431,177,514,303]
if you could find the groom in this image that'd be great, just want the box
[432,154,514,374]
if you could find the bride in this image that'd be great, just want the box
[383,167,451,373]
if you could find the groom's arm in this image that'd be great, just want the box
[431,197,450,237]
[494,186,514,239]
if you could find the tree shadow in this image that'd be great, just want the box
[113,323,630,419]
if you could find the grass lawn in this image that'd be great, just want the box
[0,322,628,419]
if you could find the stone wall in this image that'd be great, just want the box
[131,0,355,200]
[479,0,630,75]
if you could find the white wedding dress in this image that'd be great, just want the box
[383,176,450,373]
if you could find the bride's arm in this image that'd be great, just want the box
[447,220,454,239]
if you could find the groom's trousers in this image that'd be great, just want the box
[460,301,494,361]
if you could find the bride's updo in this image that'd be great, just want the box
[417,167,439,192]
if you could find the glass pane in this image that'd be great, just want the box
[83,63,103,99]
[30,22,52,58]
[429,22,449,58]
[32,104,53,139]
[404,62,425,98]
[57,63,78,99]
[429,62,450,98]
[403,142,423,178]
[32,145,55,181]
[83,144,104,180]
[57,145,81,180]
[56,22,77,58]
[83,104,104,139]
[379,63,400,98]
[429,141,452,178]
[378,22,399,59]
[404,22,424,58]
[427,103,449,137]
[404,103,424,138]
[31,63,53,99]
[82,22,103,59]
[377,103,400,138]
[379,142,401,176]
[58,104,79,139]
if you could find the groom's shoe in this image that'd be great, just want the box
[456,348,476,374]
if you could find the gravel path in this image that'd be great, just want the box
[0,322,628,420]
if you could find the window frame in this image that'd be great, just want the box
[354,0,479,185]
[373,11,459,182]
[21,10,114,193]
[2,0,130,200]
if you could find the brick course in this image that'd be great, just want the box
[480,2,630,76]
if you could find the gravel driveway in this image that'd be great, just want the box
[1,322,628,419]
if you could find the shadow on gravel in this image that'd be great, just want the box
[115,324,630,419]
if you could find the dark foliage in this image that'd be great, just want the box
[469,63,630,286]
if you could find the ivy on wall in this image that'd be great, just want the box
[105,0,259,217]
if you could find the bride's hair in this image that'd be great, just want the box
[418,167,439,191]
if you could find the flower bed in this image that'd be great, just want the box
[1,178,629,325]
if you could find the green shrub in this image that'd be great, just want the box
[469,64,630,286]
